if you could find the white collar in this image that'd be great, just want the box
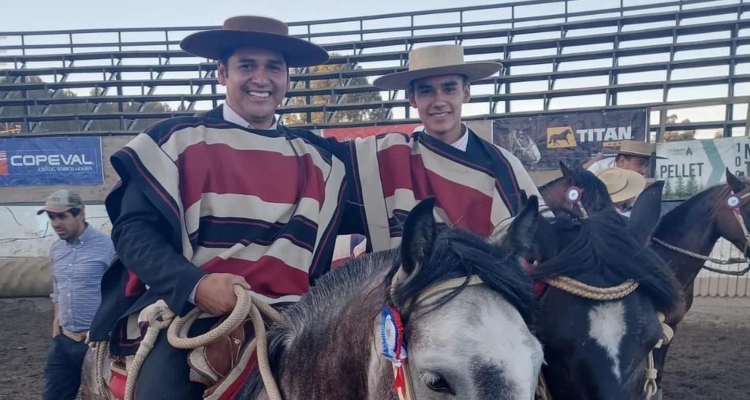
[223,103,278,130]
[416,123,469,152]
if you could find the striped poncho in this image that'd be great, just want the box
[346,129,541,252]
[90,112,348,353]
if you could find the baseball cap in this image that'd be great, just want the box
[37,190,85,215]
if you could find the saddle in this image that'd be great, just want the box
[186,314,265,399]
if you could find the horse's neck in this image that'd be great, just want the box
[275,264,392,400]
[653,192,720,286]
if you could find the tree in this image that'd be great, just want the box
[663,179,674,200]
[0,75,173,133]
[685,176,700,197]
[662,114,696,142]
[675,176,686,199]
[283,56,389,125]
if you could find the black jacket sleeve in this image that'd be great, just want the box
[111,181,206,315]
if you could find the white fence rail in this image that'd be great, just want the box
[695,238,750,297]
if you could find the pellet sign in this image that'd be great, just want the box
[655,137,750,200]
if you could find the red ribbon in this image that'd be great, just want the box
[392,364,406,396]
[521,258,548,298]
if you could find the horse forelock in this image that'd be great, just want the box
[387,227,537,328]
[532,211,682,317]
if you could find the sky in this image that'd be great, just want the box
[0,0,496,32]
[0,0,746,138]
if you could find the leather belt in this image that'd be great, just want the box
[62,329,88,342]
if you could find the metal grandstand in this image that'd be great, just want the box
[1,0,750,138]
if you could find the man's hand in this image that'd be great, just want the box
[52,319,60,338]
[194,273,250,316]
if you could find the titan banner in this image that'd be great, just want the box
[492,109,649,171]
[0,136,104,186]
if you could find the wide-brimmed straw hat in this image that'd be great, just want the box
[596,167,647,203]
[607,140,667,159]
[180,16,329,67]
[372,44,502,90]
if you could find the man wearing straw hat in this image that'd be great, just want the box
[337,44,547,253]
[585,140,666,177]
[88,15,359,400]
[595,167,647,217]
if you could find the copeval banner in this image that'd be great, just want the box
[655,136,750,200]
[0,137,104,187]
[320,124,423,141]
[491,108,649,171]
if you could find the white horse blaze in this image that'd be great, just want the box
[588,301,626,381]
[416,289,543,398]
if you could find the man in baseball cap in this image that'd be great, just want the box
[38,189,115,400]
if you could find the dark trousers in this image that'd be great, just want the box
[43,334,89,400]
[134,317,217,400]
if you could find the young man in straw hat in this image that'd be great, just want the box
[334,44,547,252]
[595,167,647,217]
[88,15,357,400]
[585,140,666,177]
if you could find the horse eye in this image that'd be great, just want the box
[422,371,453,394]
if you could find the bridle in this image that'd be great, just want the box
[535,272,674,400]
[651,189,750,276]
[380,267,485,400]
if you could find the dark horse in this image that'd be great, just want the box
[531,164,682,400]
[539,163,750,399]
[238,196,545,400]
[647,168,750,395]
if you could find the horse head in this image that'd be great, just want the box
[528,178,682,400]
[538,161,617,217]
[239,196,544,400]
[708,168,750,258]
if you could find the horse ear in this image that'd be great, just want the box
[559,160,575,181]
[628,180,665,245]
[499,195,540,257]
[400,196,438,276]
[725,168,746,193]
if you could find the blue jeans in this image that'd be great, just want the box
[42,334,89,400]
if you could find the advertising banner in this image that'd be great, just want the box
[320,124,422,141]
[492,108,649,170]
[655,136,750,200]
[0,137,104,187]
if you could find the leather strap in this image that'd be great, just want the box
[62,329,88,342]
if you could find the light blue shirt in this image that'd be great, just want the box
[50,224,115,333]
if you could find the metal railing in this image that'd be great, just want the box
[1,0,749,134]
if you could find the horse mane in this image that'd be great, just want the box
[530,210,682,315]
[385,226,536,327]
[539,176,565,191]
[568,167,616,213]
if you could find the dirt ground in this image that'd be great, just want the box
[0,297,748,400]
